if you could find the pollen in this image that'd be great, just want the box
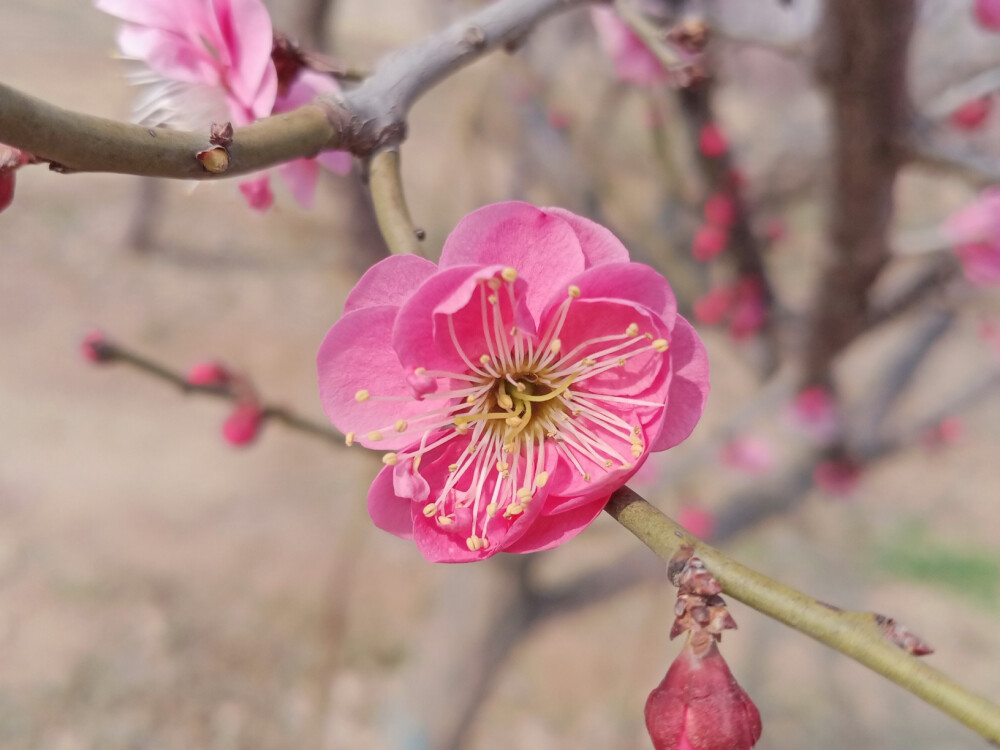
[568,285,581,298]
[630,444,643,458]
[496,460,509,472]
[367,430,383,442]
[466,535,485,551]
[480,354,490,364]
[488,294,498,304]
[355,389,370,402]
[486,502,498,517]
[394,419,408,432]
[344,432,355,447]
[448,463,459,472]
[534,471,549,488]
[626,322,639,337]
[382,452,398,466]
[501,267,517,282]
[505,503,523,517]
[652,338,669,353]
[414,367,426,375]
[516,487,532,500]
[549,339,562,355]
[438,515,453,526]
[487,277,501,291]
[422,503,437,517]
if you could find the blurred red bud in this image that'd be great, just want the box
[692,224,728,262]
[80,330,114,363]
[949,96,992,131]
[703,193,736,228]
[187,361,233,387]
[223,403,263,446]
[698,123,729,158]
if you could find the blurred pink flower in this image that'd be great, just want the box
[677,505,715,540]
[703,192,736,228]
[975,0,1000,30]
[96,0,350,211]
[943,188,1000,285]
[813,458,862,498]
[646,638,762,750]
[318,202,710,562]
[720,435,773,476]
[727,277,767,341]
[949,96,993,130]
[590,7,668,88]
[921,417,964,451]
[693,285,734,326]
[785,385,839,443]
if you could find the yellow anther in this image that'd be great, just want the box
[448,463,458,472]
[630,432,643,445]
[652,338,669,353]
[505,416,522,427]
[438,515,453,526]
[645,332,654,339]
[414,367,426,375]
[501,267,517,282]
[630,444,643,458]
[468,443,477,454]
[549,339,562,355]
[345,432,355,447]
[626,323,640,337]
[505,503,524,517]
[509,326,518,337]
[394,419,408,433]
[480,354,490,364]
[456,422,470,434]
[603,459,614,468]
[467,394,477,403]
[618,357,627,367]
[534,471,549,488]
[486,502,498,518]
[367,430,383,442]
[496,461,509,472]
[568,285,581,298]
[582,358,596,367]
[488,294,498,305]
[422,503,437,517]
[355,389,370,402]
[487,278,502,291]
[382,452,398,466]
[466,535,484,551]
[413,455,422,471]
[582,473,591,482]
[516,487,532,500]
[503,442,516,453]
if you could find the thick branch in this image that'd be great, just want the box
[804,0,916,384]
[368,148,425,255]
[0,83,342,179]
[606,487,1000,744]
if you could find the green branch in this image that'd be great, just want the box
[606,487,1000,744]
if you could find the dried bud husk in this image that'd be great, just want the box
[197,146,230,174]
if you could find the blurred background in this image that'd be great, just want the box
[1,0,999,748]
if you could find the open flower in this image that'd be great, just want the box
[318,202,709,562]
[96,0,350,211]
[590,6,668,88]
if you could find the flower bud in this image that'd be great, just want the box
[80,330,114,363]
[645,637,761,750]
[692,225,728,262]
[222,403,264,447]
[703,193,736,228]
[697,123,729,159]
[187,361,233,387]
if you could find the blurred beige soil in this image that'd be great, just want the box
[0,2,999,749]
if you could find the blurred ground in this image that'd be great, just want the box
[0,1,999,749]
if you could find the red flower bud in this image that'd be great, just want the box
[693,286,734,325]
[80,330,114,363]
[646,638,761,750]
[187,361,233,387]
[692,225,728,262]
[223,403,264,446]
[698,123,729,159]
[949,96,992,131]
[703,193,736,228]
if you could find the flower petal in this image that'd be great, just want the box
[439,202,586,320]
[562,262,677,321]
[543,206,631,267]
[210,0,275,109]
[239,175,274,211]
[367,464,415,540]
[650,317,710,452]
[345,255,440,313]
[277,158,320,208]
[318,305,440,449]
[501,495,607,554]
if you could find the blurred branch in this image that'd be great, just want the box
[924,65,1000,120]
[91,337,345,447]
[906,122,1000,187]
[606,487,1000,744]
[368,148,425,255]
[804,0,916,385]
[867,255,960,329]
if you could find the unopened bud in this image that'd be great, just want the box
[186,361,232,387]
[80,330,114,363]
[197,146,230,174]
[222,403,264,447]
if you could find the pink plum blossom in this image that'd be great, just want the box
[719,435,773,476]
[975,0,1000,30]
[591,7,668,88]
[318,202,710,562]
[943,188,1000,286]
[96,0,350,211]
[677,505,716,540]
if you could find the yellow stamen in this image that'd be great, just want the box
[516,487,532,500]
[501,267,517,282]
[422,503,437,517]
[505,503,523,517]
[630,444,643,458]
[345,432,355,447]
[382,452,398,466]
[487,278,501,291]
[549,339,562,355]
[355,389,370,402]
[652,338,669,353]
[568,285,581,298]
[438,515,453,526]
[486,502,498,518]
[534,471,549,488]
[626,323,639,337]
[479,354,490,364]
[394,419,408,433]
[367,431,383,442]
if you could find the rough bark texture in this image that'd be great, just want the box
[804,0,916,385]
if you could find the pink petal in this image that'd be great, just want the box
[501,496,607,554]
[439,202,587,321]
[393,265,536,376]
[542,206,631,267]
[975,0,1000,30]
[239,175,274,211]
[210,0,275,108]
[650,317,710,452]
[117,25,217,85]
[943,188,1000,245]
[956,243,1000,285]
[0,172,14,214]
[277,158,320,208]
[274,68,337,111]
[590,7,668,88]
[345,255,440,313]
[558,262,678,321]
[317,305,441,450]
[546,422,649,506]
[316,149,353,175]
[367,464,415,540]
